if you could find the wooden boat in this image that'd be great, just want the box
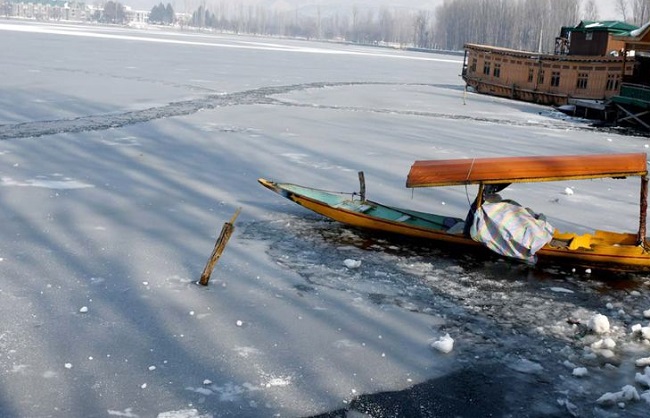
[259,152,650,271]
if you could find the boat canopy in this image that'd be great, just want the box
[406,153,648,188]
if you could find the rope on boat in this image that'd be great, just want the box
[464,158,476,207]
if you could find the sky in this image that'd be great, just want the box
[2,19,650,418]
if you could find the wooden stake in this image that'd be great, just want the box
[199,208,241,286]
[358,171,366,201]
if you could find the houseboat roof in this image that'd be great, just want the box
[570,20,638,35]
[612,21,650,43]
[463,42,626,62]
[406,153,648,188]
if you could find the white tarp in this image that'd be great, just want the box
[470,200,554,263]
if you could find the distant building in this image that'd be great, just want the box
[4,0,150,24]
[124,6,149,24]
[6,0,88,21]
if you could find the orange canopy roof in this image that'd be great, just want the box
[406,153,648,188]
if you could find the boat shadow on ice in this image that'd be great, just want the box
[307,362,545,418]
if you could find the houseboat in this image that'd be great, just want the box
[461,21,638,107]
[609,22,650,130]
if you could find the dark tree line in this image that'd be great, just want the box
[184,0,650,52]
[434,0,581,52]
[149,2,175,25]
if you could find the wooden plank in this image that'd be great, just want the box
[406,153,648,188]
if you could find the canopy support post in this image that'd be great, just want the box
[475,183,485,208]
[639,176,648,246]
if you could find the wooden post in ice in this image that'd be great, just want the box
[199,208,241,286]
[358,171,366,201]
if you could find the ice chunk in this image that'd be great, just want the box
[588,314,610,334]
[636,357,650,367]
[157,409,210,418]
[79,306,88,313]
[549,287,574,293]
[598,349,615,359]
[430,334,454,354]
[635,367,650,388]
[508,358,544,374]
[563,187,574,195]
[596,385,640,405]
[157,409,212,418]
[642,391,650,405]
[572,367,588,377]
[591,338,616,350]
[557,397,578,416]
[343,259,361,269]
[641,326,650,340]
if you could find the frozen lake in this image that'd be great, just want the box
[2,20,650,418]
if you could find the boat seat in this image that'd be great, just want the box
[551,232,593,250]
[357,204,372,213]
[334,202,372,213]
[568,234,592,250]
[446,220,465,234]
[593,230,638,245]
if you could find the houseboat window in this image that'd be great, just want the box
[551,71,560,87]
[577,73,588,89]
[586,32,593,41]
[470,58,477,72]
[493,63,501,78]
[483,62,491,75]
[528,68,534,82]
[537,69,545,85]
[606,73,620,90]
